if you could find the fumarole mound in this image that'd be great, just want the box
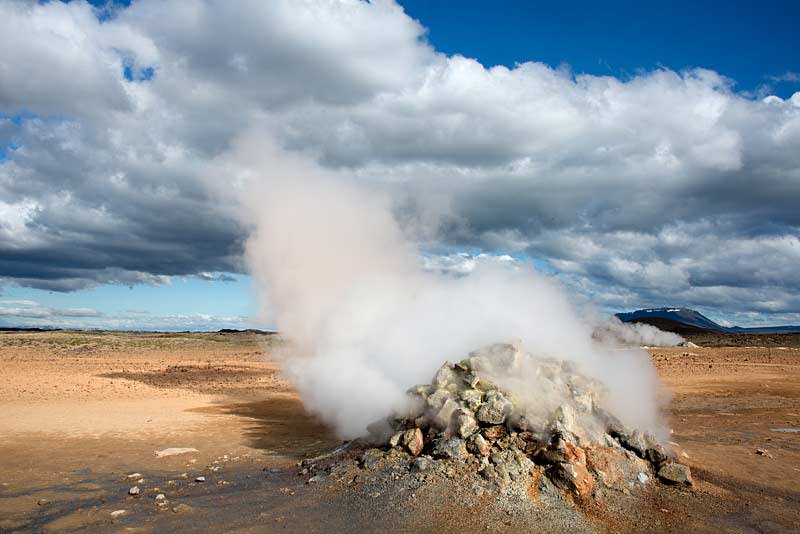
[361,343,692,498]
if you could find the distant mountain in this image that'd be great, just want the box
[615,307,800,335]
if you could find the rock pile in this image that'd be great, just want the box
[365,343,692,499]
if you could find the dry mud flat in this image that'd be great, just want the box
[0,332,798,532]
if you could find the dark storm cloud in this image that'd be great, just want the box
[0,0,799,323]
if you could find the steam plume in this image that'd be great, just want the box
[222,132,665,439]
[594,316,686,347]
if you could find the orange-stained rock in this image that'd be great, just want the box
[401,428,424,456]
[549,462,594,498]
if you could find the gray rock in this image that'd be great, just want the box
[432,398,459,430]
[657,462,693,486]
[433,437,466,460]
[411,456,433,472]
[128,486,140,496]
[460,389,483,411]
[616,430,656,458]
[432,363,456,387]
[453,408,477,438]
[476,391,511,425]
[645,445,669,465]
[426,389,452,410]
[360,449,385,470]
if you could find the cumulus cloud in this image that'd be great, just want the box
[0,299,250,331]
[0,0,799,324]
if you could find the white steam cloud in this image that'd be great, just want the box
[222,132,664,439]
[594,316,686,347]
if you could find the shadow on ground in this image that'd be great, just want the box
[194,397,341,459]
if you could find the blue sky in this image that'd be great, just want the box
[400,0,799,98]
[1,1,799,330]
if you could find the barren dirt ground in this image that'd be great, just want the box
[0,332,798,532]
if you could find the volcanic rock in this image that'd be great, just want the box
[411,456,433,472]
[369,342,688,500]
[433,437,467,460]
[400,428,424,456]
[656,462,694,486]
[361,449,385,470]
[453,408,478,438]
[476,391,511,425]
[467,433,491,456]
[549,462,595,498]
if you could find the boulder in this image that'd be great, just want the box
[657,462,693,486]
[432,398,460,430]
[426,389,452,410]
[460,389,483,411]
[549,462,594,498]
[453,408,478,438]
[476,391,511,425]
[645,445,669,465]
[433,363,456,387]
[537,436,585,465]
[433,437,467,460]
[400,428,424,456]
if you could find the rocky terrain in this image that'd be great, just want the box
[355,343,692,500]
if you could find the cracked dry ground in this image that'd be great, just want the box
[0,331,798,532]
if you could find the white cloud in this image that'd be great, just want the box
[0,0,798,325]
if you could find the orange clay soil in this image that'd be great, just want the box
[0,332,798,532]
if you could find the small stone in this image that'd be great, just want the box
[172,503,193,514]
[307,474,325,483]
[657,462,693,486]
[411,456,433,472]
[755,448,773,458]
[128,486,140,496]
[453,408,478,438]
[110,510,126,518]
[126,473,142,479]
[467,434,491,457]
[637,472,650,484]
[361,449,385,470]
[400,428,424,456]
[37,499,50,506]
[476,391,511,425]
[389,431,403,448]
[155,493,167,502]
[154,447,199,458]
[433,437,467,460]
[194,476,206,483]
